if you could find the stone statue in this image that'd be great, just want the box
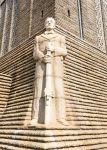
[29,17,69,126]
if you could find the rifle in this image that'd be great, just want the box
[44,42,54,124]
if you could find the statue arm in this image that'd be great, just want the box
[54,36,67,57]
[33,36,44,61]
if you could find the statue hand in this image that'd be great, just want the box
[43,55,51,63]
[45,43,54,52]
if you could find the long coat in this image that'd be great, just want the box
[32,31,67,123]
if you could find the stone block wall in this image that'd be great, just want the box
[0,73,11,118]
[1,0,107,56]
[12,0,31,48]
[65,32,107,129]
[0,37,34,126]
[0,0,55,55]
[55,0,98,47]
[30,0,55,36]
[55,0,80,37]
[0,0,107,149]
[81,0,98,45]
[0,1,5,52]
[0,32,107,149]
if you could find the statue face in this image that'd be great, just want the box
[45,17,55,30]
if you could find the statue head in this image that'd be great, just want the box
[45,17,55,31]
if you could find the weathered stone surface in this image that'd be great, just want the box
[1,0,107,55]
[95,0,106,52]
[29,17,68,126]
[0,1,6,54]
[0,0,107,150]
[0,73,11,118]
[0,31,107,149]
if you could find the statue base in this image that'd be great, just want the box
[28,119,70,128]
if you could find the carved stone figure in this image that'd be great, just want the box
[29,17,68,126]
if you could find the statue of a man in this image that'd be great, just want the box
[29,17,68,126]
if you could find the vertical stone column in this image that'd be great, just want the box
[1,0,12,56]
[95,0,106,52]
[80,0,98,46]
[77,0,83,39]
[0,2,6,56]
[29,0,34,37]
[8,0,17,51]
[100,0,107,52]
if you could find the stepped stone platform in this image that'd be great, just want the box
[0,125,107,150]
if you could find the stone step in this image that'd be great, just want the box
[0,144,33,150]
[0,127,107,137]
[0,127,107,150]
[0,75,12,79]
[0,130,107,142]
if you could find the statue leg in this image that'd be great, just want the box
[29,77,43,126]
[29,63,46,126]
[53,59,67,124]
[55,78,69,126]
[55,77,66,120]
